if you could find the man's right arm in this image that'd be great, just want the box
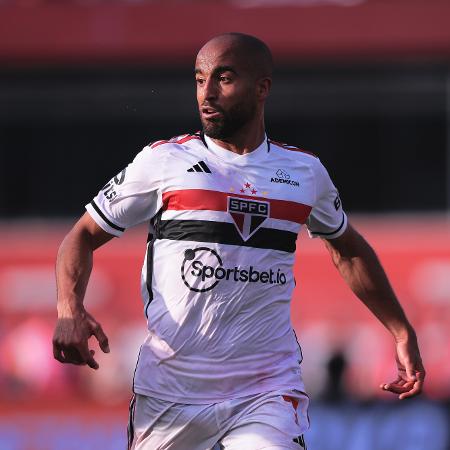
[53,212,114,370]
[53,144,164,368]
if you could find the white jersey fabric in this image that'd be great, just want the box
[86,132,347,404]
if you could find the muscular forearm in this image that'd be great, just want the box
[56,226,94,318]
[325,224,425,398]
[53,214,112,369]
[56,213,113,318]
[325,225,413,341]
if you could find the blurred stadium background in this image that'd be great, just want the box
[1,0,450,449]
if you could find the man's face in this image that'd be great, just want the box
[195,43,259,140]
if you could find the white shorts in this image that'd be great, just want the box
[128,390,309,450]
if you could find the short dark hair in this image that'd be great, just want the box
[207,32,274,79]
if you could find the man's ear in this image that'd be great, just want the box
[257,77,272,101]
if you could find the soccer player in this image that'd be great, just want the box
[53,33,425,449]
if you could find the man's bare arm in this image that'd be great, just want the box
[324,223,425,399]
[53,212,114,369]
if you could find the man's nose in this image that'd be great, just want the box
[203,78,218,100]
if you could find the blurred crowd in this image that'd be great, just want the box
[0,316,362,406]
[1,308,449,406]
[0,316,147,405]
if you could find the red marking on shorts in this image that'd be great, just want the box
[282,395,299,425]
[282,395,299,410]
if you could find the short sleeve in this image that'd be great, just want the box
[85,146,165,237]
[306,159,347,239]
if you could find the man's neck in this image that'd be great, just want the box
[207,122,266,155]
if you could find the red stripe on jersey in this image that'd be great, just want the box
[176,135,201,145]
[150,140,169,149]
[269,139,317,158]
[150,134,201,149]
[162,189,312,224]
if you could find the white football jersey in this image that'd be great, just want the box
[86,132,347,403]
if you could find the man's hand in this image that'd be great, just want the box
[380,333,425,400]
[53,309,110,370]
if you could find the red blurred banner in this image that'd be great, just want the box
[0,217,449,408]
[1,2,450,64]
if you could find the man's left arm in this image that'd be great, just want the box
[324,222,425,399]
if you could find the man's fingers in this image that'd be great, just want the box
[399,379,424,400]
[53,315,109,369]
[54,353,65,363]
[381,372,424,399]
[53,341,83,365]
[381,378,415,394]
[380,376,402,390]
[92,324,110,353]
[62,347,87,365]
[53,344,66,363]
[80,351,99,370]
[382,382,414,394]
[53,345,99,369]
[77,344,99,370]
[399,369,425,399]
[54,341,99,369]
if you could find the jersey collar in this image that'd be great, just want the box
[201,132,270,162]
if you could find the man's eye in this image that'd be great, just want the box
[220,76,231,83]
[196,78,205,85]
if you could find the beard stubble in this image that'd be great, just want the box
[201,96,257,140]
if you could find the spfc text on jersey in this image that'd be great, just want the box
[228,197,269,216]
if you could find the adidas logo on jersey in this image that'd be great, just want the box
[187,161,212,173]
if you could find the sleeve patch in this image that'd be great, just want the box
[101,168,127,203]
[334,194,342,211]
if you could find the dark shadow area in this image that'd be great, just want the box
[0,62,447,217]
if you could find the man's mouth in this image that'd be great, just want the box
[201,106,222,120]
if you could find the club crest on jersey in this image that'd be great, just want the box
[227,196,269,241]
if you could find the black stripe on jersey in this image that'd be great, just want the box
[144,210,163,317]
[158,220,298,253]
[198,131,208,147]
[90,200,125,232]
[309,212,345,237]
[198,161,211,173]
[145,234,155,318]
